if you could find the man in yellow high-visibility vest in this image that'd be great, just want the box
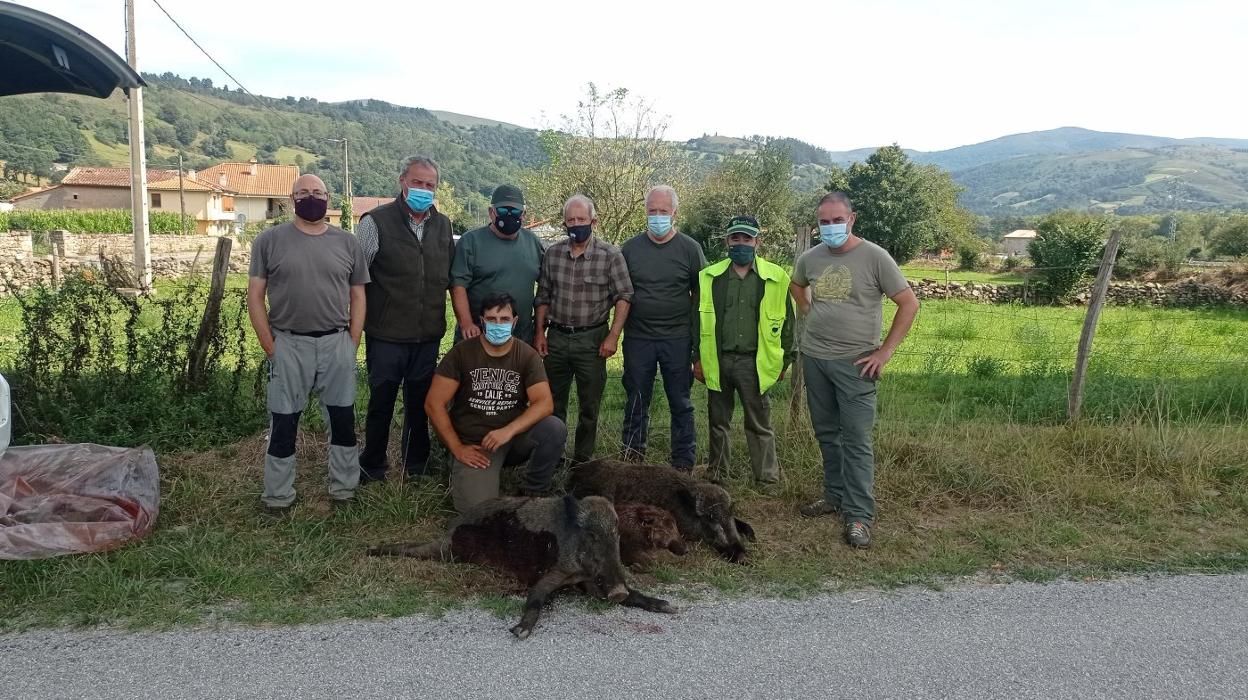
[693,215,795,490]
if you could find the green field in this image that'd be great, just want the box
[901,263,1027,285]
[0,281,1245,631]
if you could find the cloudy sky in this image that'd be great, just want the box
[16,0,1248,151]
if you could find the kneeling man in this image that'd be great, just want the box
[426,292,567,512]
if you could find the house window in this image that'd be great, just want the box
[72,193,78,200]
[222,195,235,212]
[151,193,162,208]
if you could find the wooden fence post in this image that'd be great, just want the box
[185,236,234,388]
[1067,228,1123,422]
[789,224,811,423]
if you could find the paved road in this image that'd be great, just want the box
[4,573,1247,699]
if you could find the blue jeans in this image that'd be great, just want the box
[621,335,697,469]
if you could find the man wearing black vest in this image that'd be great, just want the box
[356,155,455,483]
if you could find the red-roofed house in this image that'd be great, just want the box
[12,166,178,210]
[11,158,302,233]
[196,158,299,224]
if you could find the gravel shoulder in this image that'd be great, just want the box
[4,573,1247,699]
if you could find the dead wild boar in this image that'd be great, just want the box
[367,494,675,639]
[569,459,756,564]
[615,502,687,568]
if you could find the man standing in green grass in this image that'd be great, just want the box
[534,194,633,465]
[450,184,544,345]
[247,174,369,515]
[693,215,795,491]
[791,192,919,548]
[356,155,454,485]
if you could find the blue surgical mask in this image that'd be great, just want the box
[647,215,673,237]
[728,244,756,266]
[405,187,434,213]
[483,321,513,346]
[819,223,849,248]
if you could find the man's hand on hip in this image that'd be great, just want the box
[854,347,895,379]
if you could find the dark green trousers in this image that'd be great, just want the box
[545,325,609,463]
[708,352,779,484]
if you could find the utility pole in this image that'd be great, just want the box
[178,153,187,235]
[125,0,152,290]
[342,136,351,202]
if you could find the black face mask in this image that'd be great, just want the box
[294,196,328,223]
[566,224,592,243]
[495,211,523,236]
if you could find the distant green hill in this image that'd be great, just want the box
[0,73,542,202]
[4,77,1248,217]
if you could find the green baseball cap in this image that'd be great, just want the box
[490,184,525,208]
[726,215,761,237]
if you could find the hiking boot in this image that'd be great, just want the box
[800,498,841,518]
[330,497,355,512]
[358,471,386,486]
[845,521,872,549]
[753,481,780,497]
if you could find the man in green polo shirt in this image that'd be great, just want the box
[694,215,795,490]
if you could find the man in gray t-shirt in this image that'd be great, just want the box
[247,174,370,514]
[790,191,919,549]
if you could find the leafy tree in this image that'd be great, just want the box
[174,119,198,148]
[1210,216,1248,258]
[1029,212,1107,301]
[522,84,693,244]
[0,179,27,201]
[201,129,230,158]
[683,144,796,262]
[822,145,972,264]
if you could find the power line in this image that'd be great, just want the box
[148,0,291,124]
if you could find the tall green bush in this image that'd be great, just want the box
[1029,212,1107,301]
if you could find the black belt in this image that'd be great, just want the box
[277,327,346,338]
[549,321,607,335]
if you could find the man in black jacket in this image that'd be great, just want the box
[357,155,455,483]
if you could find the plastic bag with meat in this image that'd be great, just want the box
[0,443,160,560]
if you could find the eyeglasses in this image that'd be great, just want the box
[294,189,329,199]
[495,206,523,217]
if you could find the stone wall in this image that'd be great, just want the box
[0,231,249,296]
[0,231,34,259]
[909,279,1248,307]
[62,232,227,257]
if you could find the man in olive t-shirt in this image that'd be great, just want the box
[619,185,707,470]
[790,192,919,549]
[425,292,567,513]
[449,184,544,344]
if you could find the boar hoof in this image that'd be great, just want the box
[510,623,533,640]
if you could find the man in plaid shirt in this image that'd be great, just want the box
[534,194,634,464]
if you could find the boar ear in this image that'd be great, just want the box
[562,494,583,530]
[734,518,757,542]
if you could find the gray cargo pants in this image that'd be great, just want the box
[263,329,361,507]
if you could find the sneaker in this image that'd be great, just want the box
[799,498,841,518]
[845,521,872,549]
